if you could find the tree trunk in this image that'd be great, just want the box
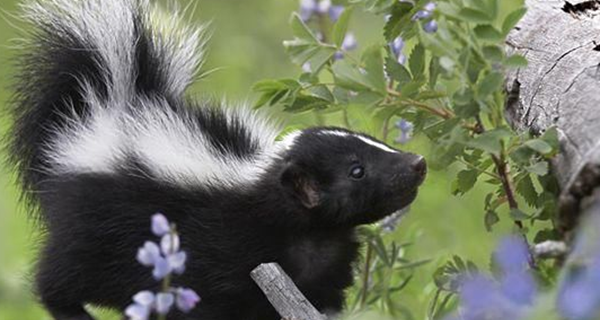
[505,0,600,236]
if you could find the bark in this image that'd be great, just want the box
[505,0,600,235]
[250,263,327,320]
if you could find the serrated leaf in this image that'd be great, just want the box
[453,169,479,195]
[484,210,500,232]
[383,1,415,41]
[478,71,503,97]
[458,7,492,23]
[510,145,535,165]
[510,208,531,221]
[526,161,549,176]
[525,139,553,154]
[467,128,512,155]
[332,6,354,47]
[385,57,412,85]
[502,7,527,35]
[516,174,538,207]
[415,90,446,100]
[505,54,528,68]
[474,25,503,42]
[409,44,426,79]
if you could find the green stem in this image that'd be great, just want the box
[360,241,373,308]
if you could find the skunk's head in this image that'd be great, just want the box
[278,127,426,226]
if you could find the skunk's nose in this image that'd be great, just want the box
[411,156,427,182]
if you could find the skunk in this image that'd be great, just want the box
[6,0,427,319]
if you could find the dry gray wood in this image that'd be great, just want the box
[251,263,327,320]
[505,0,600,233]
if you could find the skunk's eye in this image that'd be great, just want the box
[349,164,365,180]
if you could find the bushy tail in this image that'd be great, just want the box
[7,0,207,204]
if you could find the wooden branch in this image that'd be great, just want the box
[251,263,327,320]
[504,0,600,236]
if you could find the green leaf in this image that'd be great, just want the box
[362,45,387,93]
[474,25,503,42]
[307,85,334,102]
[478,71,504,97]
[290,13,319,42]
[476,0,499,21]
[409,44,426,79]
[534,229,560,243]
[525,139,553,155]
[429,56,441,88]
[458,8,492,23]
[452,169,479,195]
[385,57,412,85]
[504,54,528,68]
[332,59,371,91]
[285,94,329,113]
[482,45,504,61]
[502,7,527,35]
[540,127,560,155]
[332,6,354,47]
[516,174,538,207]
[510,208,531,221]
[526,161,549,176]
[383,1,415,41]
[484,210,500,232]
[510,145,535,165]
[467,128,512,155]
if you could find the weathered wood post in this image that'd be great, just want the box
[251,263,327,320]
[505,0,600,238]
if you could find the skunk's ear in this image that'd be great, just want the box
[280,163,320,209]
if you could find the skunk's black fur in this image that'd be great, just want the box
[7,1,427,320]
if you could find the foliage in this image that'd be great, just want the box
[252,0,582,319]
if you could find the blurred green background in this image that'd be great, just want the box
[0,1,516,319]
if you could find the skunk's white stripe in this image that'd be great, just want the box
[47,91,281,188]
[319,130,399,154]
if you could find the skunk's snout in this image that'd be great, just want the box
[411,156,427,184]
[390,154,427,188]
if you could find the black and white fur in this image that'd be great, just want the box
[6,0,427,319]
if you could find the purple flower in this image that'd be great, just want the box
[317,0,331,14]
[152,256,171,280]
[176,288,201,313]
[394,119,413,145]
[423,20,438,33]
[151,213,170,236]
[136,241,161,267]
[390,37,404,57]
[133,291,155,307]
[302,62,312,73]
[125,303,150,320]
[500,271,537,305]
[494,236,529,274]
[558,277,600,320]
[328,5,345,21]
[424,2,436,12]
[299,0,318,21]
[341,33,357,51]
[168,251,187,274]
[412,10,432,21]
[156,293,175,315]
